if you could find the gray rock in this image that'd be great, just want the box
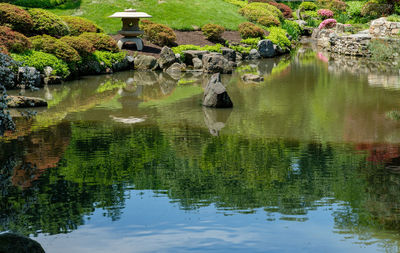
[273,45,288,55]
[202,53,233,74]
[192,57,203,70]
[134,55,158,70]
[294,20,307,28]
[182,50,209,65]
[43,66,53,78]
[157,46,176,69]
[112,55,134,72]
[221,47,236,62]
[166,62,185,79]
[0,233,45,253]
[18,67,41,88]
[257,39,275,58]
[43,75,62,85]
[7,95,48,108]
[242,73,264,82]
[203,73,233,108]
[248,49,261,60]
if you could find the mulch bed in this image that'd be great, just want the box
[112,30,241,58]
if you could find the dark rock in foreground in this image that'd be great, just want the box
[203,73,233,108]
[157,46,176,70]
[0,233,45,253]
[258,39,275,58]
[7,96,48,108]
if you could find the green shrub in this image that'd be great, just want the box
[303,10,319,18]
[139,19,155,30]
[238,22,265,38]
[299,2,317,11]
[224,0,248,8]
[60,36,95,57]
[387,14,400,22]
[361,0,392,18]
[305,17,322,27]
[13,0,66,8]
[368,39,400,61]
[93,51,127,68]
[268,2,293,18]
[0,26,31,53]
[202,24,225,41]
[12,50,70,77]
[257,15,280,27]
[143,23,177,47]
[0,3,33,34]
[61,16,104,36]
[266,27,290,49]
[28,8,69,37]
[239,2,283,22]
[317,0,347,12]
[229,44,252,54]
[347,1,364,18]
[282,20,301,40]
[240,37,261,46]
[30,35,80,62]
[79,33,119,52]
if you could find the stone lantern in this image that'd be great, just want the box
[109,9,152,51]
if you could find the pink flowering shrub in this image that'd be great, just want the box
[318,18,337,29]
[317,9,334,19]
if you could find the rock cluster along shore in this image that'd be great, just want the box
[313,18,400,58]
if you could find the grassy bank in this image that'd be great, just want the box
[49,0,247,33]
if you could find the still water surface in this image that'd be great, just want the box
[2,48,400,252]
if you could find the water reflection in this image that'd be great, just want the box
[2,47,400,252]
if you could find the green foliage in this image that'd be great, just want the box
[96,80,126,93]
[240,37,261,46]
[143,23,177,47]
[257,15,280,27]
[317,0,347,12]
[239,2,283,22]
[361,0,392,18]
[387,14,400,22]
[303,10,319,18]
[238,22,265,39]
[0,26,31,53]
[347,1,364,18]
[0,3,33,34]
[30,35,80,63]
[299,1,317,11]
[305,17,322,27]
[78,33,119,53]
[282,20,301,41]
[11,50,70,77]
[335,13,350,23]
[202,24,225,41]
[12,0,66,8]
[28,8,70,37]
[60,36,95,57]
[267,27,291,49]
[93,51,127,68]
[171,44,223,56]
[229,44,252,54]
[62,16,104,36]
[224,0,248,8]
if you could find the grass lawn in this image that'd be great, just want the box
[50,0,247,34]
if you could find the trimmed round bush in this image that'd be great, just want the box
[239,3,283,22]
[12,50,70,78]
[202,24,225,41]
[0,3,33,34]
[257,15,280,27]
[79,33,119,52]
[139,19,155,30]
[303,10,319,18]
[317,0,347,12]
[60,36,95,57]
[61,16,104,36]
[361,0,392,18]
[299,2,317,11]
[266,27,290,49]
[268,2,292,18]
[318,18,337,29]
[13,0,67,8]
[238,22,265,39]
[143,23,177,47]
[0,26,31,53]
[30,35,80,62]
[318,9,334,19]
[28,8,70,37]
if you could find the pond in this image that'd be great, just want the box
[2,47,400,252]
